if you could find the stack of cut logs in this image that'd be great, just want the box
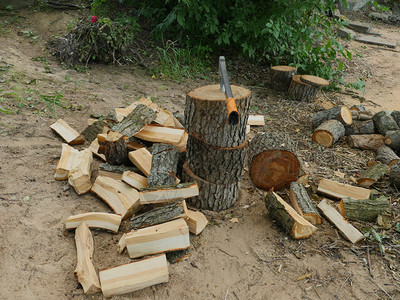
[270,65,329,102]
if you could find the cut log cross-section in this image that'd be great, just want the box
[356,162,390,187]
[68,149,93,195]
[264,191,317,239]
[376,145,400,167]
[338,196,390,222]
[312,106,353,128]
[312,120,345,148]
[50,119,85,145]
[348,134,385,150]
[248,132,300,191]
[54,143,80,180]
[74,222,101,295]
[372,111,399,135]
[104,131,128,165]
[288,75,319,103]
[66,212,122,233]
[317,178,371,200]
[300,75,330,87]
[147,143,179,187]
[139,182,199,205]
[289,182,322,225]
[269,65,297,91]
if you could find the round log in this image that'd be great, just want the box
[372,110,399,135]
[288,75,319,102]
[376,145,400,167]
[312,106,353,128]
[347,134,385,150]
[248,132,300,191]
[338,197,390,222]
[104,131,128,165]
[186,135,247,185]
[184,84,252,147]
[269,65,297,91]
[391,110,400,127]
[289,182,322,225]
[312,120,345,148]
[300,75,329,87]
[182,162,239,211]
[384,130,400,150]
[344,120,375,136]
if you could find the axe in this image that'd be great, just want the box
[219,56,239,125]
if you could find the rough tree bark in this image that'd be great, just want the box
[147,143,179,187]
[269,65,297,91]
[312,106,353,128]
[372,110,399,135]
[288,75,319,102]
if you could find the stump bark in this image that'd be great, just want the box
[376,145,400,167]
[288,75,319,102]
[248,132,300,191]
[147,143,179,187]
[269,65,297,91]
[104,131,128,165]
[184,84,252,147]
[312,106,353,128]
[384,130,400,150]
[372,111,399,135]
[312,120,345,148]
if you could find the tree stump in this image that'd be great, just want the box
[288,75,319,102]
[312,106,353,128]
[184,84,252,148]
[104,131,128,165]
[312,120,345,148]
[376,145,400,167]
[300,75,329,87]
[344,120,375,136]
[269,65,297,91]
[384,130,400,150]
[186,135,247,184]
[372,110,399,135]
[248,132,300,191]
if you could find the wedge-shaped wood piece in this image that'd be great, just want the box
[125,218,190,258]
[74,222,101,294]
[356,162,390,187]
[54,143,80,180]
[317,178,371,200]
[139,182,199,205]
[99,254,169,298]
[265,191,317,239]
[128,148,152,177]
[134,124,186,146]
[66,212,122,233]
[68,149,93,195]
[247,115,265,126]
[88,138,106,162]
[91,176,140,220]
[289,182,322,225]
[50,119,85,145]
[186,209,208,235]
[317,199,364,244]
[131,199,187,230]
[117,233,127,253]
[122,171,148,190]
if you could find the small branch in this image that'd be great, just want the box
[338,275,352,292]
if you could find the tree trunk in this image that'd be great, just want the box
[248,132,300,191]
[269,65,297,91]
[338,197,390,222]
[384,130,400,150]
[356,162,390,187]
[184,84,252,147]
[344,120,375,136]
[289,182,322,225]
[312,106,353,128]
[147,143,179,187]
[312,120,345,148]
[104,131,128,165]
[288,75,319,102]
[187,135,247,184]
[372,110,399,135]
[347,134,385,150]
[376,145,400,167]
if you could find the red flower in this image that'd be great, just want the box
[91,16,98,23]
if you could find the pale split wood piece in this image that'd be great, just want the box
[134,124,186,147]
[125,218,190,259]
[317,178,371,200]
[289,182,322,225]
[117,233,127,254]
[54,143,79,180]
[139,182,199,205]
[185,209,208,235]
[91,176,141,220]
[247,115,265,126]
[122,171,148,190]
[128,148,152,177]
[68,149,93,195]
[317,199,364,244]
[99,254,169,298]
[66,212,122,233]
[88,138,106,162]
[74,222,101,294]
[50,119,85,145]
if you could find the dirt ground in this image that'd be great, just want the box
[0,8,399,300]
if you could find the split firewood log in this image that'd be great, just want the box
[166,248,191,264]
[104,131,128,165]
[139,182,199,205]
[185,209,208,235]
[68,149,93,195]
[312,106,353,128]
[289,182,322,225]
[344,120,375,136]
[50,119,85,145]
[54,143,79,180]
[312,120,345,147]
[122,171,147,189]
[288,75,319,102]
[347,134,385,150]
[134,124,186,149]
[66,212,122,233]
[317,178,371,200]
[147,143,179,187]
[372,111,399,135]
[264,191,317,239]
[248,132,300,191]
[376,145,400,167]
[269,65,297,91]
[81,120,104,143]
[338,196,390,222]
[356,162,390,187]
[384,130,400,150]
[88,138,106,162]
[128,148,152,177]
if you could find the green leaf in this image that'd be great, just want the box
[395,223,400,233]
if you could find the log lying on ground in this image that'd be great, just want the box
[389,162,400,188]
[81,120,104,143]
[344,120,375,136]
[122,171,147,190]
[376,145,400,167]
[317,199,364,244]
[391,110,400,127]
[248,132,300,191]
[124,218,190,259]
[247,115,265,126]
[351,111,373,121]
[130,199,187,230]
[147,143,179,187]
[317,178,371,200]
[104,131,128,165]
[68,149,93,195]
[312,120,345,148]
[139,182,199,205]
[372,111,399,135]
[289,182,322,225]
[128,148,152,177]
[88,138,106,162]
[50,119,85,145]
[288,75,319,102]
[54,143,79,180]
[99,254,168,298]
[66,212,122,233]
[134,124,186,148]
[91,176,140,220]
[338,196,390,221]
[166,248,191,264]
[264,191,317,239]
[348,134,385,150]
[384,130,400,150]
[312,106,353,128]
[186,209,208,235]
[356,162,390,187]
[269,65,297,91]
[74,222,101,295]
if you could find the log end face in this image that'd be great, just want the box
[291,222,317,239]
[312,130,334,148]
[303,214,323,225]
[341,106,353,125]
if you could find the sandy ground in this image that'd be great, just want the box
[0,8,399,300]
